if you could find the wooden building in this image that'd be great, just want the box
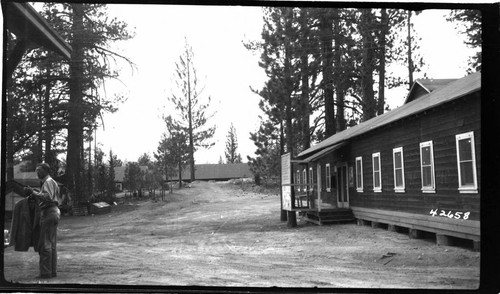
[114,165,149,191]
[292,72,480,250]
[169,163,252,182]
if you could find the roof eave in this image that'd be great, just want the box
[4,2,72,60]
[298,73,480,159]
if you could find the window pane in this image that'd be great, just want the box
[460,161,474,185]
[459,139,473,161]
[373,156,380,171]
[421,146,431,165]
[422,166,432,187]
[374,171,380,187]
[395,169,403,187]
[394,152,402,169]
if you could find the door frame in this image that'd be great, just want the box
[316,164,321,212]
[336,163,350,208]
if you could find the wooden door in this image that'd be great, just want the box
[337,164,350,208]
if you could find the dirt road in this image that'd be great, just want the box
[4,181,480,289]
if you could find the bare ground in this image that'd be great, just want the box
[3,181,480,290]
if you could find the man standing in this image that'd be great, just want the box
[25,163,61,279]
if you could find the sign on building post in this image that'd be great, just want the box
[281,152,292,211]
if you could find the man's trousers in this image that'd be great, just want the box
[39,206,60,277]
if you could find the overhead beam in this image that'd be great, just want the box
[3,2,72,63]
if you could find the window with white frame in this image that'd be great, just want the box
[309,167,314,191]
[355,156,363,192]
[302,169,307,192]
[456,131,478,193]
[393,147,405,192]
[372,152,382,192]
[420,141,435,192]
[325,164,331,192]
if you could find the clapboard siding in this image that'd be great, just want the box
[349,93,480,221]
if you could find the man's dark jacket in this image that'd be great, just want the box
[9,197,41,252]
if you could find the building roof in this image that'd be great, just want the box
[170,163,252,181]
[114,165,148,182]
[297,72,480,159]
[404,78,457,103]
[300,142,346,163]
[3,2,71,60]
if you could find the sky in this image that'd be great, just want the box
[21,4,480,165]
[96,5,269,164]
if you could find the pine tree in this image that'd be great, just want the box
[247,120,281,186]
[224,123,242,164]
[167,39,216,182]
[123,162,142,193]
[156,116,190,189]
[107,150,116,201]
[447,9,481,73]
[138,153,152,166]
[4,3,135,203]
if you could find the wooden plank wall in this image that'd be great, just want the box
[348,93,480,221]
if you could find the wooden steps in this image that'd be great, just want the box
[304,208,355,225]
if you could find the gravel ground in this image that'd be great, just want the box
[3,181,480,291]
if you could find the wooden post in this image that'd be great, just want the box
[436,234,452,246]
[388,224,397,232]
[287,211,297,227]
[281,210,288,221]
[357,219,368,226]
[409,229,424,239]
[472,241,480,252]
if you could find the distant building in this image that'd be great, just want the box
[114,165,148,191]
[169,163,252,182]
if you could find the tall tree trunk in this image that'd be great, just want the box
[36,95,43,164]
[319,11,336,137]
[284,16,295,157]
[43,83,54,169]
[6,128,14,181]
[88,135,92,196]
[67,3,85,203]
[6,91,15,181]
[279,120,285,155]
[360,9,377,122]
[283,12,296,227]
[187,49,195,182]
[298,10,311,151]
[300,54,310,151]
[377,8,389,115]
[407,10,414,88]
[333,9,346,132]
[178,160,183,189]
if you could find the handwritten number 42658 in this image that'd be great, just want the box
[429,209,470,220]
